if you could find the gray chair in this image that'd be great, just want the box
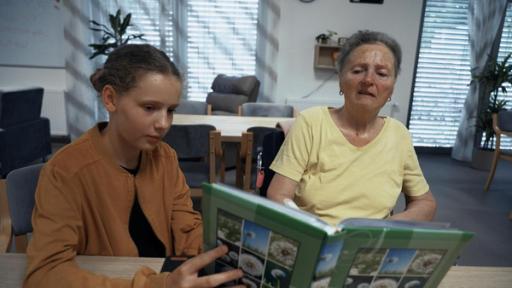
[164,125,222,198]
[1,163,44,252]
[484,110,512,192]
[206,74,260,115]
[175,100,212,115]
[240,102,295,118]
[0,87,51,177]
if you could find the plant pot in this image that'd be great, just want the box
[471,148,494,171]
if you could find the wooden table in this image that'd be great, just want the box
[173,114,292,142]
[1,253,511,288]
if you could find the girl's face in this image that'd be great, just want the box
[105,71,181,152]
[339,43,396,113]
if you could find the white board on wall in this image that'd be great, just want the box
[0,0,64,68]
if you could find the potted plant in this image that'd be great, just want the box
[89,9,145,59]
[315,30,338,44]
[471,53,511,169]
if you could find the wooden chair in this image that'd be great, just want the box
[0,163,44,253]
[237,127,280,192]
[484,111,512,192]
[164,125,223,198]
[237,131,253,191]
[0,179,11,253]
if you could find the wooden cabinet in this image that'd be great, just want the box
[314,44,341,70]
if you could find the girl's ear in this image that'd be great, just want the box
[101,85,118,113]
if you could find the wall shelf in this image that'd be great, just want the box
[314,44,341,70]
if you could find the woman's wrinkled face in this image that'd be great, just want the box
[339,43,396,113]
[108,72,181,152]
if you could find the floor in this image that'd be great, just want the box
[411,154,512,267]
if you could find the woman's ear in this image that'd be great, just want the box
[101,85,118,112]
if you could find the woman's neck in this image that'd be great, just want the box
[101,124,141,169]
[330,106,384,147]
[336,106,380,135]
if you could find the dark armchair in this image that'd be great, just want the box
[0,88,51,177]
[206,74,260,115]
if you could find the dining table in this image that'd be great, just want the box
[0,253,511,287]
[173,114,293,142]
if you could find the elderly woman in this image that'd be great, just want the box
[267,30,436,226]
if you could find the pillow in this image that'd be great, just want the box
[206,92,248,114]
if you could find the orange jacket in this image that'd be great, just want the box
[25,124,203,287]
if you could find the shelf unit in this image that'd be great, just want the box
[314,44,341,70]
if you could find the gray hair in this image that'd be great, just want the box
[336,30,402,77]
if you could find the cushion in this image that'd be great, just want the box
[206,92,248,114]
[210,74,259,96]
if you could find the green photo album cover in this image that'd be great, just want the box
[201,183,474,288]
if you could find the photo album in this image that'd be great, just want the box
[201,183,474,288]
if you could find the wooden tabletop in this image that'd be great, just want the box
[173,114,293,141]
[1,253,511,287]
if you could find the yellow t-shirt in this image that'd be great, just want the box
[270,106,429,226]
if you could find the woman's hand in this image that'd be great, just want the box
[166,245,244,288]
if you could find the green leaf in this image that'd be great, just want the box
[120,13,132,35]
[89,8,144,57]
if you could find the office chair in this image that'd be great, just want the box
[1,163,44,252]
[175,100,212,115]
[0,88,51,177]
[239,103,295,118]
[164,125,223,199]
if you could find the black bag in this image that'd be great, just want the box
[258,130,285,197]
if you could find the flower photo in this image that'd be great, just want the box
[240,276,260,288]
[349,248,387,276]
[239,251,265,277]
[263,260,292,287]
[379,249,417,275]
[314,241,344,279]
[214,262,238,287]
[371,277,399,288]
[310,277,331,288]
[217,238,240,267]
[242,220,270,256]
[407,250,445,275]
[343,275,373,288]
[268,233,299,268]
[398,276,428,288]
[217,209,242,244]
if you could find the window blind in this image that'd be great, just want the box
[110,1,174,58]
[493,2,512,148]
[409,0,512,148]
[408,0,471,147]
[105,1,260,102]
[186,0,259,101]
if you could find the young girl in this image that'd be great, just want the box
[25,44,243,287]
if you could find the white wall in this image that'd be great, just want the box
[276,0,424,124]
[0,0,424,135]
[0,66,68,135]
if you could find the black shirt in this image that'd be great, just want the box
[123,164,166,258]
